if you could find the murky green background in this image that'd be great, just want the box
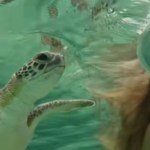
[0,0,150,150]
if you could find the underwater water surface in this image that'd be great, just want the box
[0,0,150,150]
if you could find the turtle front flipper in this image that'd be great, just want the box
[27,99,95,128]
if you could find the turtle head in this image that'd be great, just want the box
[14,51,65,101]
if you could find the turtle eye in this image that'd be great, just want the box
[36,53,49,61]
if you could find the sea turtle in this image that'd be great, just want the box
[0,51,94,150]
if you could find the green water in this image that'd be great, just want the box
[0,0,150,150]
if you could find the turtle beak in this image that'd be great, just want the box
[43,53,65,74]
[48,53,65,67]
[59,54,65,67]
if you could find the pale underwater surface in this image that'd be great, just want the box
[0,0,150,150]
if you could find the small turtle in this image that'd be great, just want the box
[0,51,94,150]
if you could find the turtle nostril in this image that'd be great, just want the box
[36,53,49,61]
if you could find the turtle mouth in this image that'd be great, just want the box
[42,65,65,79]
[43,63,65,74]
[43,54,65,74]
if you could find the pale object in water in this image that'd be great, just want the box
[0,51,95,150]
